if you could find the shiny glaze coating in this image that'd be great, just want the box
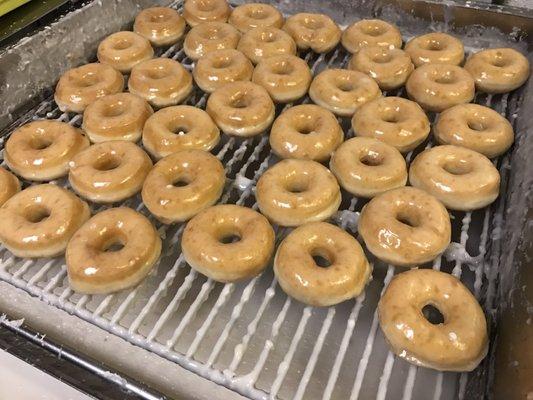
[351,96,430,153]
[66,207,161,294]
[182,204,275,282]
[134,7,186,47]
[142,150,225,223]
[405,33,464,67]
[183,0,231,27]
[54,63,124,113]
[283,13,341,53]
[341,19,402,54]
[330,137,407,198]
[229,3,283,33]
[183,22,240,60]
[269,104,343,161]
[97,31,154,73]
[5,120,89,181]
[237,26,296,65]
[358,186,451,266]
[0,167,20,207]
[406,63,475,112]
[256,159,341,227]
[378,269,488,371]
[142,105,220,159]
[274,222,371,306]
[0,184,90,258]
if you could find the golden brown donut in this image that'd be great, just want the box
[183,22,241,60]
[54,63,124,113]
[5,120,89,181]
[0,184,90,258]
[351,96,430,153]
[269,104,343,161]
[252,54,312,103]
[0,167,20,207]
[405,33,464,67]
[128,58,193,108]
[134,7,186,47]
[66,207,161,294]
[379,269,488,371]
[82,93,153,143]
[283,13,341,53]
[182,204,275,282]
[274,222,371,306]
[142,105,220,159]
[193,49,253,93]
[142,150,225,223]
[464,48,530,93]
[358,186,451,266]
[330,137,407,198]
[229,3,283,33]
[406,63,475,112]
[183,0,231,27]
[237,26,296,65]
[341,19,402,54]
[97,31,154,73]
[206,81,275,136]
[256,159,341,227]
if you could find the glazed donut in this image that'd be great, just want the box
[5,120,89,181]
[193,49,253,93]
[330,137,407,198]
[283,13,341,53]
[182,204,275,282]
[349,46,414,90]
[142,150,225,223]
[54,63,124,113]
[406,64,475,112]
[206,81,275,136]
[183,22,240,60]
[351,96,430,153]
[237,27,296,65]
[252,55,312,103]
[97,31,154,73]
[229,3,283,33]
[309,69,381,116]
[269,104,343,161]
[142,106,220,159]
[358,186,451,266]
[128,58,193,108]
[134,7,186,47]
[274,222,371,306]
[0,184,90,258]
[256,159,341,227]
[82,93,153,143]
[341,19,402,54]
[183,0,231,27]
[405,33,464,67]
[379,269,488,371]
[68,141,152,203]
[464,48,530,93]
[435,104,514,158]
[66,207,162,294]
[0,167,20,207]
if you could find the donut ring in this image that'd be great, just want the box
[464,48,530,93]
[54,63,124,113]
[134,7,186,47]
[406,64,475,112]
[349,46,414,90]
[82,93,153,143]
[330,137,407,198]
[69,141,152,203]
[237,27,296,65]
[405,33,464,67]
[229,3,284,33]
[252,55,312,103]
[341,19,402,54]
[5,120,89,181]
[0,184,90,258]
[97,31,154,73]
[66,207,162,294]
[435,104,514,158]
[182,204,275,282]
[256,159,341,227]
[142,150,225,223]
[0,167,20,207]
[142,105,220,159]
[274,222,371,306]
[183,0,231,27]
[183,22,240,60]
[379,269,488,371]
[283,13,341,53]
[269,104,343,162]
[206,81,275,136]
[309,69,381,117]
[128,58,193,108]
[352,96,430,153]
[193,49,253,93]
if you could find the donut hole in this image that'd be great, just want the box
[202,27,224,40]
[229,93,251,109]
[271,60,294,75]
[196,0,216,12]
[433,72,456,85]
[491,53,509,68]
[424,39,445,51]
[171,175,191,187]
[259,31,277,43]
[113,39,132,51]
[359,150,383,166]
[24,205,51,223]
[30,136,53,150]
[169,125,189,136]
[466,120,486,131]
[381,110,403,123]
[248,8,268,20]
[211,56,233,69]
[145,68,169,80]
[285,178,309,194]
[371,51,393,64]
[301,18,324,30]
[336,80,355,92]
[93,153,122,171]
[76,72,100,88]
[149,13,170,23]
[361,24,386,37]
[297,124,316,135]
[422,304,445,325]
[219,233,241,244]
[442,159,472,176]
[396,211,420,228]
[103,240,125,252]
[102,102,126,118]
[310,248,334,268]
